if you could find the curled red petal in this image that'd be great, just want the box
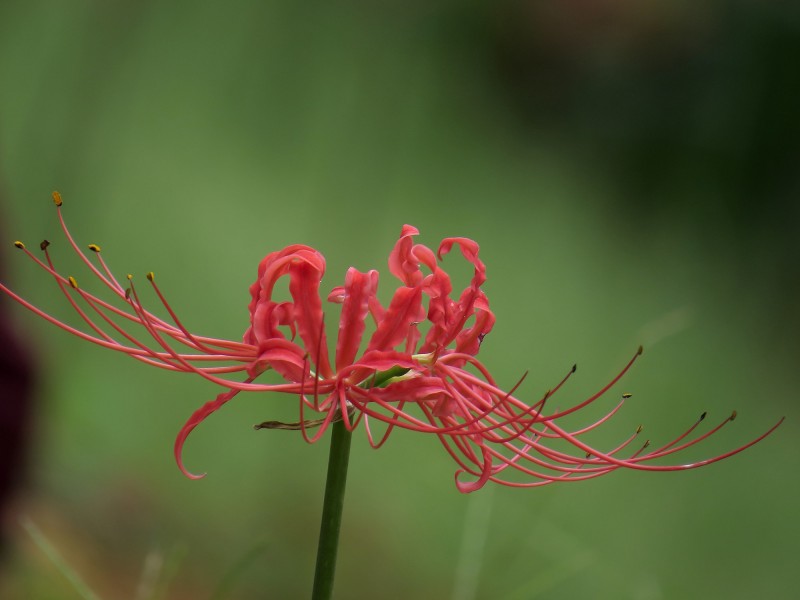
[388,224,423,286]
[244,245,318,346]
[455,444,493,493]
[327,286,345,304]
[174,386,243,479]
[366,286,424,354]
[288,256,332,378]
[354,350,418,373]
[335,268,378,371]
[248,337,308,381]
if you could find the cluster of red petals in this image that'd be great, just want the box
[0,196,782,492]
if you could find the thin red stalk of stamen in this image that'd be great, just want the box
[487,442,592,481]
[298,389,338,444]
[54,203,126,296]
[299,354,317,409]
[623,412,749,465]
[125,281,315,393]
[491,415,646,474]
[577,428,644,469]
[344,384,449,433]
[540,348,643,422]
[637,412,711,458]
[437,357,552,415]
[67,285,191,371]
[18,243,227,358]
[346,390,445,434]
[106,284,252,370]
[54,209,191,340]
[40,247,230,372]
[442,348,638,426]
[435,369,555,441]
[486,422,649,482]
[338,385,357,433]
[342,398,365,432]
[41,244,127,346]
[91,250,128,296]
[486,446,594,482]
[94,251,246,369]
[0,273,217,370]
[363,397,405,449]
[436,352,501,387]
[612,413,729,465]
[54,203,241,349]
[22,244,187,342]
[147,275,250,357]
[565,400,627,437]
[0,281,183,361]
[527,410,783,472]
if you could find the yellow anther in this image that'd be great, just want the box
[52,191,63,206]
[146,271,154,281]
[126,274,133,280]
[87,244,101,253]
[68,276,78,289]
[622,392,633,399]
[13,241,25,249]
[636,424,643,434]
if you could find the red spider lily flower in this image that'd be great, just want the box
[0,193,783,492]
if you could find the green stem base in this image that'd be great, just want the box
[311,419,353,600]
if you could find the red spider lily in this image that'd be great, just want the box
[0,193,783,492]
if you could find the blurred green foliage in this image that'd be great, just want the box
[0,1,797,599]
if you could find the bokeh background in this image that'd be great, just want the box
[0,1,798,599]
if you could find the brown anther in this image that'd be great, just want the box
[643,439,651,448]
[699,411,707,421]
[52,191,62,206]
[637,345,644,356]
[571,364,577,373]
[87,244,101,253]
[636,424,643,434]
[40,240,50,251]
[68,276,78,289]
[730,410,738,422]
[124,288,131,300]
[13,241,25,249]
[622,392,633,399]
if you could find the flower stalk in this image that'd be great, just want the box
[311,418,352,600]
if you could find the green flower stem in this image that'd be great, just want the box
[311,366,407,599]
[311,418,353,600]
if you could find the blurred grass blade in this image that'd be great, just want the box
[451,486,495,600]
[209,541,269,600]
[148,542,188,600]
[20,516,102,600]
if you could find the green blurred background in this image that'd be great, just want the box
[0,1,797,598]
